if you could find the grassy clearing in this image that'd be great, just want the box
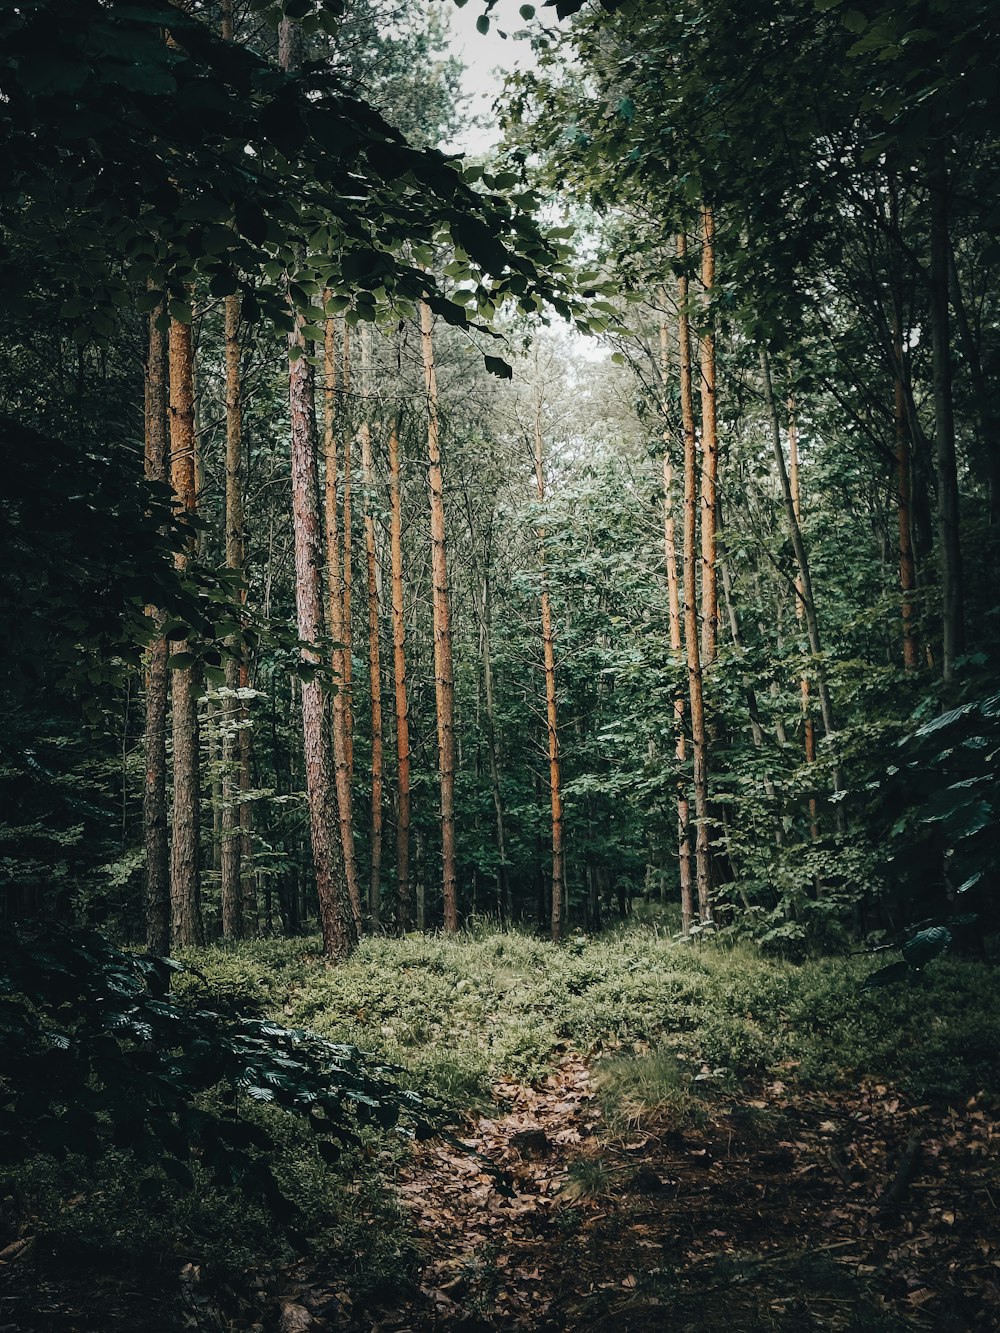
[176,925,1000,1107]
[8,926,997,1329]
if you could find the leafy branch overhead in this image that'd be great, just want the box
[0,0,595,344]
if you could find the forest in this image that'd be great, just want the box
[1,0,998,1328]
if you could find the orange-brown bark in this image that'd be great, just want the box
[168,313,203,947]
[388,418,412,931]
[144,296,170,956]
[699,205,719,667]
[660,316,693,936]
[533,389,565,944]
[678,233,712,926]
[359,325,383,925]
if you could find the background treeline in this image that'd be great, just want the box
[1,0,998,962]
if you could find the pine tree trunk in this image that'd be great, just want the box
[787,403,820,840]
[927,144,965,684]
[323,306,362,927]
[358,325,383,927]
[659,316,693,935]
[478,565,511,924]
[419,299,458,932]
[533,388,565,943]
[699,205,719,667]
[281,18,355,959]
[677,233,712,924]
[220,290,244,938]
[168,314,203,947]
[143,298,170,956]
[388,417,412,931]
[341,324,355,780]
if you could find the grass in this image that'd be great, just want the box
[175,924,1000,1105]
[8,923,997,1329]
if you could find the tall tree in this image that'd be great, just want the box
[358,324,384,925]
[387,415,412,931]
[533,384,565,943]
[143,297,170,956]
[420,298,458,932]
[168,313,203,947]
[698,204,719,667]
[281,16,356,960]
[323,308,362,927]
[678,233,712,923]
[660,315,693,934]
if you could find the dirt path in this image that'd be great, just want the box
[296,1052,999,1331]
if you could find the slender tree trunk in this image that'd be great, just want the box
[787,402,820,840]
[220,290,244,937]
[948,243,999,528]
[677,233,712,924]
[323,305,362,927]
[358,325,383,926]
[699,205,719,667]
[533,387,565,943]
[388,417,412,931]
[143,298,170,956]
[168,314,203,947]
[281,18,355,959]
[420,299,458,931]
[660,316,693,935]
[927,144,965,683]
[341,323,355,778]
[759,351,843,820]
[477,565,512,925]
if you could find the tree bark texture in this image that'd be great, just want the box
[533,388,565,943]
[698,205,719,667]
[220,291,244,937]
[677,233,712,924]
[358,325,383,926]
[420,299,458,932]
[168,314,203,947]
[323,308,362,927]
[143,298,170,956]
[660,316,693,935]
[388,418,412,931]
[287,308,357,960]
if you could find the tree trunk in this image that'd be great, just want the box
[168,313,203,947]
[699,205,719,667]
[281,18,355,959]
[927,144,964,684]
[220,290,244,938]
[358,325,383,927]
[388,417,412,931]
[323,305,362,927]
[787,402,820,840]
[533,387,565,943]
[341,323,355,780]
[948,243,999,528]
[478,565,511,925]
[420,299,458,931]
[677,232,712,925]
[759,351,843,819]
[659,316,693,935]
[143,297,170,956]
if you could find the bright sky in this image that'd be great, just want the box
[439,0,539,156]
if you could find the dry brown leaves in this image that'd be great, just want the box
[309,1053,1000,1332]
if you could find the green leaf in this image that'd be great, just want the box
[476,14,490,34]
[863,960,910,989]
[901,926,952,969]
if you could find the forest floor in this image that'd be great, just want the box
[4,927,1000,1332]
[280,1047,1000,1332]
